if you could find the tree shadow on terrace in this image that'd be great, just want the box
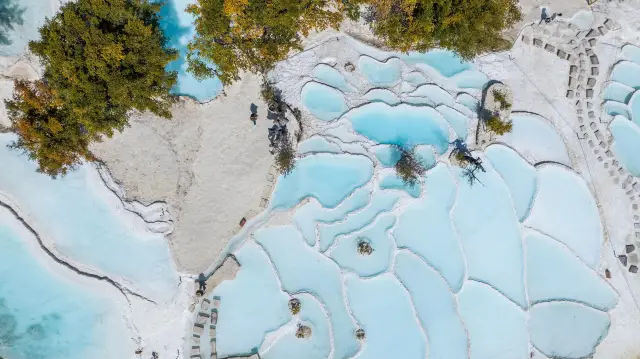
[0,0,25,46]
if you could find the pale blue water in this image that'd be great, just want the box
[415,145,436,169]
[157,0,222,101]
[312,64,353,92]
[524,165,603,268]
[362,88,401,105]
[458,281,528,359]
[317,191,402,251]
[456,93,479,112]
[622,44,640,65]
[394,164,465,291]
[372,145,402,167]
[609,116,640,176]
[205,45,617,359]
[401,50,470,77]
[301,81,349,121]
[437,105,469,139]
[499,113,571,166]
[379,174,421,197]
[329,213,395,277]
[525,231,617,310]
[407,84,455,107]
[348,102,450,152]
[297,136,341,154]
[603,100,631,119]
[395,251,467,359]
[453,159,526,306]
[0,134,177,300]
[404,72,427,86]
[610,61,640,89]
[271,154,373,209]
[602,82,634,103]
[529,302,610,359]
[485,144,537,221]
[345,274,427,359]
[261,294,331,359]
[256,226,360,359]
[608,57,640,175]
[0,0,51,56]
[629,91,640,126]
[293,186,371,246]
[358,55,402,87]
[0,219,129,359]
[453,70,489,89]
[214,242,291,358]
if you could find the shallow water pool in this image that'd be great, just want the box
[609,116,640,176]
[0,210,131,359]
[0,134,178,300]
[0,0,53,57]
[348,102,450,152]
[157,0,222,101]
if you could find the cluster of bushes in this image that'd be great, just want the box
[485,89,513,136]
[5,0,521,176]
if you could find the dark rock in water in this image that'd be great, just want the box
[629,265,638,274]
[344,62,355,72]
[618,254,628,266]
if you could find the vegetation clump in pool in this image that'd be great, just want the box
[288,298,301,315]
[357,238,373,256]
[394,147,426,186]
[295,324,312,339]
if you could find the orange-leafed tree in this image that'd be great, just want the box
[5,80,95,177]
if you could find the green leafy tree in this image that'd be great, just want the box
[274,132,296,176]
[485,115,513,135]
[8,0,178,176]
[360,0,521,58]
[186,0,344,86]
[493,89,511,110]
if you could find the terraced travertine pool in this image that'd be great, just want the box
[0,2,628,358]
[200,38,617,359]
[602,44,640,176]
[1,2,188,356]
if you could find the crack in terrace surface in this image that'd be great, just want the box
[0,199,157,305]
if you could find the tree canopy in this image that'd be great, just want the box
[6,0,178,176]
[6,80,95,177]
[360,0,521,58]
[187,0,521,85]
[186,0,345,86]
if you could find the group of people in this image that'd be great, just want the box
[250,101,291,152]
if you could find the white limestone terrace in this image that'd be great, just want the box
[2,0,640,358]
[192,14,640,359]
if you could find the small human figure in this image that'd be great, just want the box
[196,273,206,296]
[250,112,258,125]
[151,352,159,359]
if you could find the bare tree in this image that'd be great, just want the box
[451,139,485,186]
[395,146,426,186]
